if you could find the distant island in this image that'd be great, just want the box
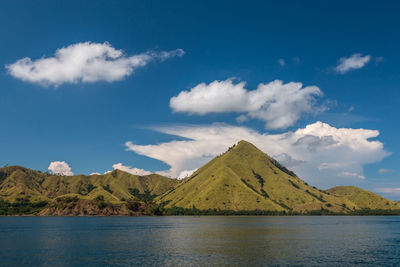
[1,140,399,216]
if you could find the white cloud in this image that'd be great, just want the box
[6,42,184,86]
[48,161,74,176]
[90,172,101,175]
[378,168,394,173]
[112,163,152,176]
[177,169,197,179]
[278,58,285,66]
[125,121,389,187]
[170,79,324,129]
[335,53,371,74]
[339,171,365,179]
[275,153,305,166]
[318,162,350,170]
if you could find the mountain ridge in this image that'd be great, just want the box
[0,166,178,203]
[157,140,369,213]
[1,140,398,215]
[326,185,398,210]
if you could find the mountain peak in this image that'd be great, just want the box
[236,140,258,149]
[158,140,359,212]
[227,140,265,156]
[237,139,252,145]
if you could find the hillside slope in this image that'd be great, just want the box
[326,186,399,210]
[2,141,398,215]
[0,166,178,203]
[157,140,357,213]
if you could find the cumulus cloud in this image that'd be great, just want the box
[48,161,74,176]
[177,169,197,179]
[90,172,101,175]
[112,163,152,176]
[125,121,389,187]
[318,162,350,170]
[170,79,324,129]
[335,53,371,74]
[6,42,184,86]
[294,135,337,151]
[274,153,305,167]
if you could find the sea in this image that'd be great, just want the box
[0,216,399,266]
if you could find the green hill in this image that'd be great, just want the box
[1,140,399,215]
[157,140,357,213]
[0,166,178,203]
[326,186,399,210]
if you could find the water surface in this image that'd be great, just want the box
[0,216,399,266]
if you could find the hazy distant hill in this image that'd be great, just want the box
[0,166,178,203]
[157,140,359,213]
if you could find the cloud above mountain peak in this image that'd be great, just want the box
[125,121,388,187]
[170,79,324,129]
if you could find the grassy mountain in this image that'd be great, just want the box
[1,141,399,215]
[0,166,178,203]
[157,140,357,213]
[326,186,399,210]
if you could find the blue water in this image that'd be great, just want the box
[0,216,399,266]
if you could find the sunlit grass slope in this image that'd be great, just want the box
[0,166,178,203]
[1,141,398,214]
[157,140,357,213]
[326,186,399,210]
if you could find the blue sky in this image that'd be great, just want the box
[1,1,399,198]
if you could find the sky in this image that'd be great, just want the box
[1,1,399,198]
